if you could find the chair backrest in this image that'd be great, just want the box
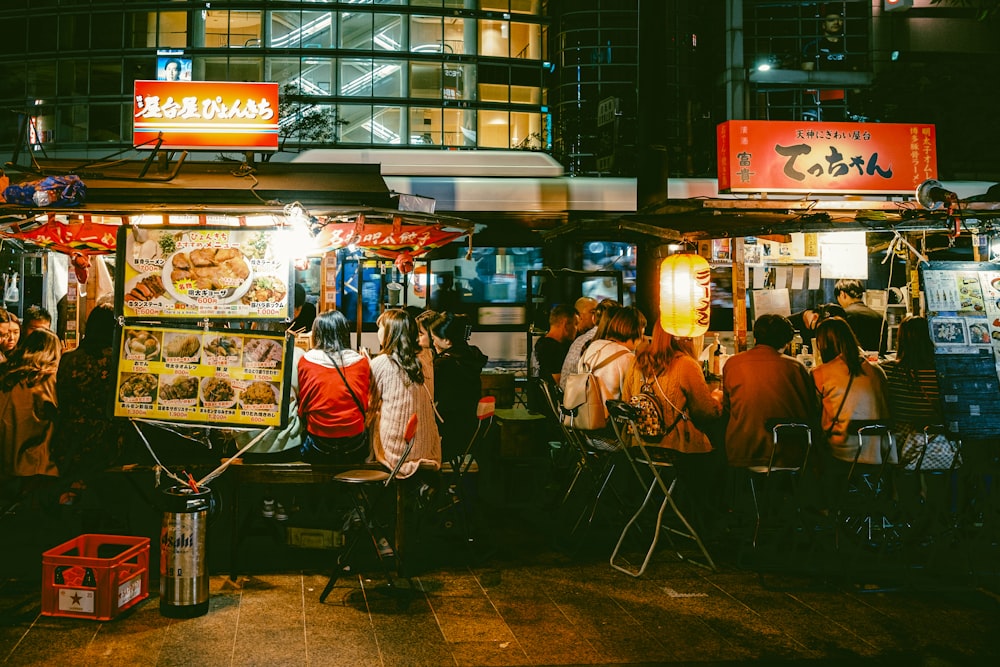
[455,397,497,475]
[606,399,637,447]
[846,419,894,476]
[384,413,419,487]
[763,418,814,473]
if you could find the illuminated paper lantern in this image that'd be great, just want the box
[659,254,711,337]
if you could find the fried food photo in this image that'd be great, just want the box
[204,335,242,359]
[241,381,278,406]
[241,276,287,305]
[163,333,201,359]
[201,377,236,404]
[169,248,251,291]
[159,375,200,402]
[119,373,158,401]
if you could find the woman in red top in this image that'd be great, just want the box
[297,310,371,463]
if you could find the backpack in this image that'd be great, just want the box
[629,379,668,442]
[561,349,628,431]
[628,375,686,443]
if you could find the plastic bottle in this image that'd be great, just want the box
[797,345,814,370]
[709,334,722,376]
[790,331,803,357]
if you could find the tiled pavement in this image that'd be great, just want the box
[2,466,1000,666]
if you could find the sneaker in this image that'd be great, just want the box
[261,498,275,518]
[274,502,288,522]
[376,537,394,558]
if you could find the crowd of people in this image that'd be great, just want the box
[0,273,943,546]
[0,295,490,520]
[532,279,944,530]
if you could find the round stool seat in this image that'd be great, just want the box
[335,469,390,484]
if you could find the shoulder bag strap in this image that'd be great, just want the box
[825,372,855,439]
[588,347,629,374]
[327,352,365,416]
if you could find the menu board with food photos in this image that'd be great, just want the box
[116,225,294,321]
[113,324,291,428]
[921,261,1000,437]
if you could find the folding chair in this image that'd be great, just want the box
[536,378,626,540]
[606,400,716,576]
[319,414,419,604]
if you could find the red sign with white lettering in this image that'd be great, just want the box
[133,81,279,151]
[717,120,937,195]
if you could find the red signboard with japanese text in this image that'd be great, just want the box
[717,120,937,195]
[133,81,279,151]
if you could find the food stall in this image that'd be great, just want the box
[610,119,1000,442]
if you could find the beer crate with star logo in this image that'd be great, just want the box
[41,534,150,621]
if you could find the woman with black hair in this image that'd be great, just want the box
[298,310,371,463]
[370,309,441,478]
[429,312,488,463]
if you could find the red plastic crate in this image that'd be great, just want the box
[41,534,150,621]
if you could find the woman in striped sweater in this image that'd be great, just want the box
[369,309,441,479]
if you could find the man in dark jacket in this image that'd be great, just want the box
[834,279,886,354]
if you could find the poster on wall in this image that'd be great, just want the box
[113,324,291,429]
[116,226,294,321]
[921,261,1000,438]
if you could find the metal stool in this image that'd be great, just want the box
[834,420,898,552]
[319,414,418,604]
[606,400,715,576]
[746,419,815,552]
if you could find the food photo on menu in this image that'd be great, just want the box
[117,226,294,321]
[112,324,291,428]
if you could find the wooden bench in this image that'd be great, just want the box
[105,458,477,579]
[226,458,476,579]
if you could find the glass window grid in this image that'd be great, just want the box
[0,3,547,151]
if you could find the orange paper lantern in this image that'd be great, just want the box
[659,253,711,338]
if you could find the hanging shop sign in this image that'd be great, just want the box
[313,219,467,260]
[2,219,118,255]
[116,226,294,321]
[717,120,937,195]
[133,81,279,151]
[114,324,291,429]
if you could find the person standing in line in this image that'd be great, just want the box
[429,312,488,463]
[0,311,18,363]
[560,297,616,390]
[0,328,61,501]
[369,309,441,480]
[834,279,886,354]
[52,303,124,506]
[22,306,52,338]
[298,310,371,464]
